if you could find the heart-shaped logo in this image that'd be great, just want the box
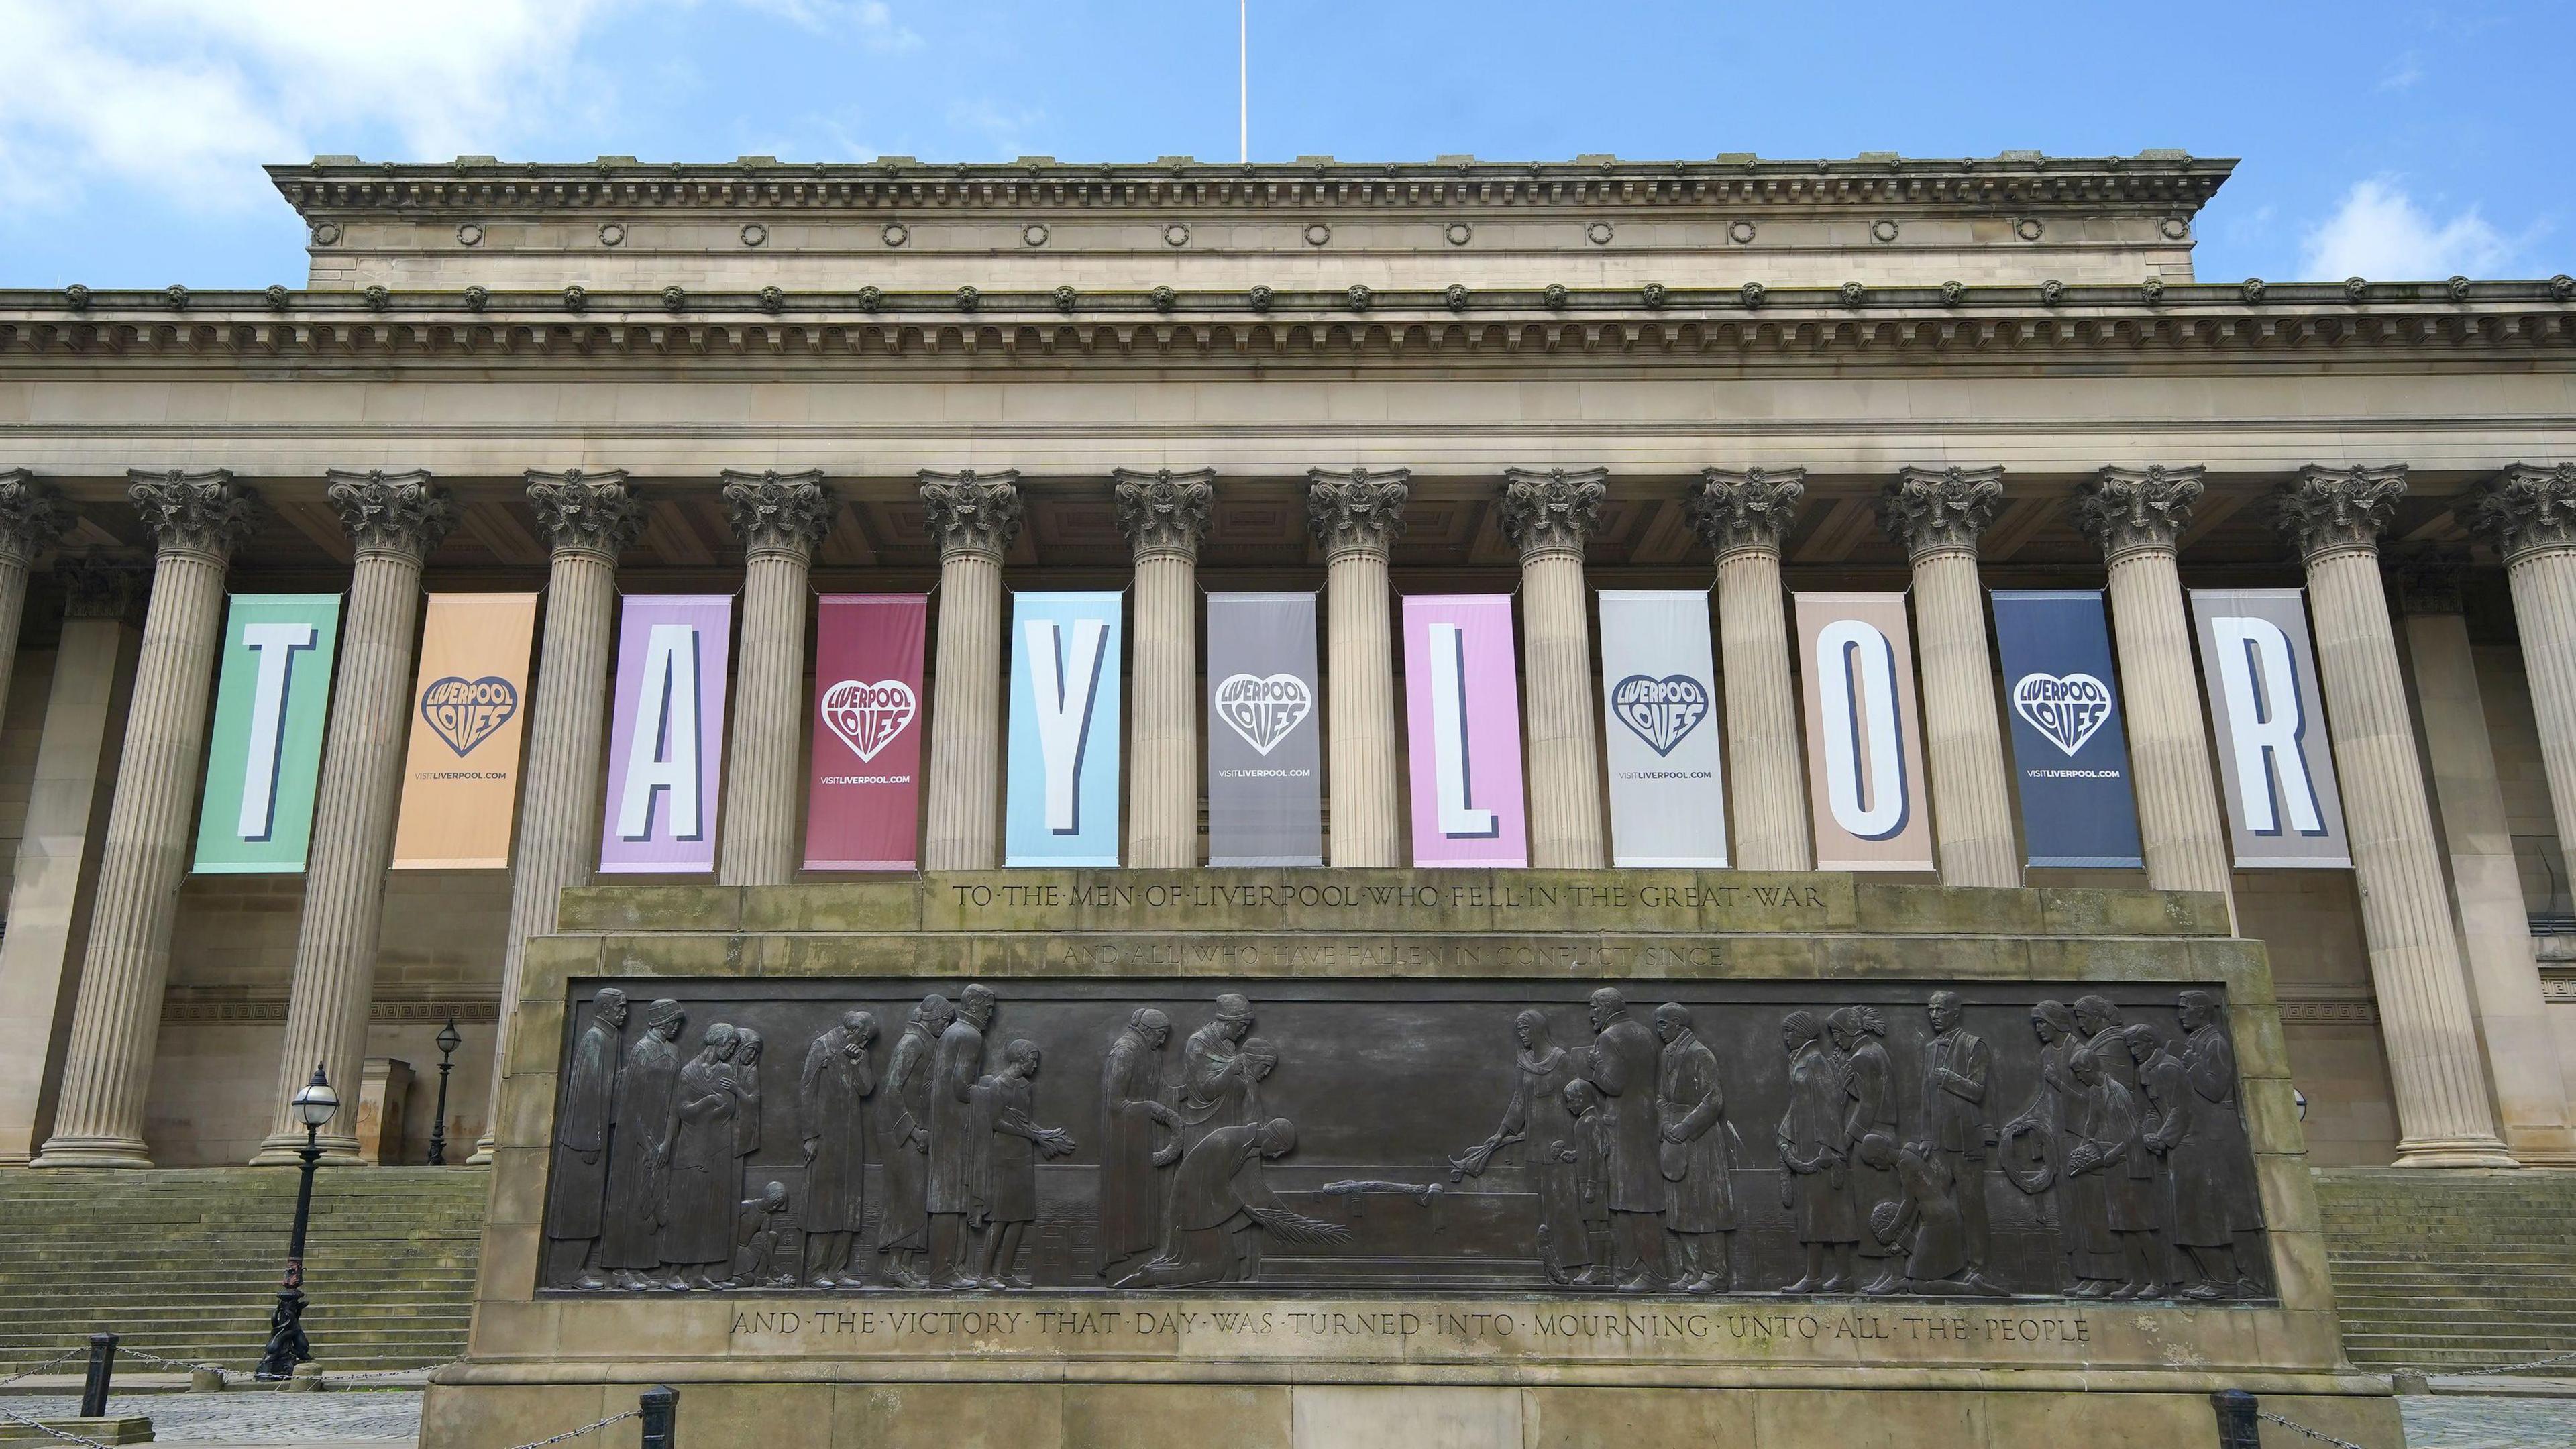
[1213,672,1311,756]
[1611,674,1709,757]
[419,676,519,758]
[2012,672,2114,758]
[820,678,916,763]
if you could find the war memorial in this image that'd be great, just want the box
[3,149,2575,1446]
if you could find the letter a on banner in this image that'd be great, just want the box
[392,593,539,869]
[2189,588,2351,867]
[194,594,341,873]
[805,594,927,870]
[1006,592,1123,865]
[1793,593,1933,871]
[601,596,733,873]
[1206,592,1323,866]
[1990,590,2145,869]
[1401,595,1527,867]
[1597,590,1727,867]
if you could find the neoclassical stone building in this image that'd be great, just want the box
[0,149,2572,1181]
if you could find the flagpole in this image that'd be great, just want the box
[1239,0,1249,164]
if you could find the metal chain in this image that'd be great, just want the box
[506,1407,639,1449]
[2441,1346,2576,1378]
[2255,1411,2367,1449]
[110,1347,235,1383]
[0,1346,85,1388]
[0,1407,122,1449]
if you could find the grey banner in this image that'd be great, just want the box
[2188,588,2351,868]
[1598,590,1728,866]
[1208,592,1324,865]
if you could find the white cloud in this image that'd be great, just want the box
[2378,51,2423,91]
[733,0,920,48]
[2298,177,2518,280]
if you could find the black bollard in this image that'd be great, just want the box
[79,1333,118,1419]
[639,1385,677,1449]
[2210,1389,2260,1449]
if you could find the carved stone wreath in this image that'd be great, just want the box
[2015,218,2043,242]
[1444,223,1472,246]
[1163,223,1191,248]
[881,223,909,247]
[1585,221,1614,246]
[1870,219,1899,244]
[598,222,627,248]
[455,223,484,248]
[1727,220,1756,245]
[741,223,768,248]
[1303,223,1331,247]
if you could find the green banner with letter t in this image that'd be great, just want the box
[193,593,341,873]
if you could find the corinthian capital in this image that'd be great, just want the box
[2073,464,2204,560]
[1879,466,2004,559]
[1687,467,1806,558]
[56,557,145,622]
[2274,464,2405,561]
[1497,467,1608,559]
[720,469,836,559]
[0,472,73,568]
[918,469,1023,559]
[127,468,259,562]
[2467,463,2576,564]
[1112,468,1214,559]
[525,468,645,558]
[1305,467,1411,559]
[325,468,455,561]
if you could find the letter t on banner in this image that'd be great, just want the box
[1006,592,1124,865]
[1401,595,1527,867]
[194,594,342,873]
[600,596,733,873]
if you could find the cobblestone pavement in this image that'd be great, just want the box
[1,1389,423,1444]
[2399,1393,2576,1449]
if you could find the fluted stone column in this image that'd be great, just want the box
[1307,469,1409,867]
[1881,466,2019,888]
[2471,463,2576,931]
[1689,468,1810,872]
[920,470,1021,872]
[0,473,71,734]
[1116,468,1214,869]
[255,472,455,1165]
[2388,557,2576,1164]
[2074,466,2235,901]
[1501,468,1609,869]
[472,470,643,1163]
[34,470,259,1168]
[718,470,835,885]
[2277,465,2514,1168]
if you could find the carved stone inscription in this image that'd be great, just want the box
[541,980,2267,1302]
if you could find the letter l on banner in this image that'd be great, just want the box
[1401,594,1527,867]
[1006,592,1124,865]
[600,595,733,873]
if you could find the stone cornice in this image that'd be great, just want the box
[2467,463,2576,564]
[918,470,1023,559]
[1880,466,2005,559]
[2073,464,2205,560]
[127,468,258,562]
[268,153,2235,219]
[2274,464,2406,562]
[1497,467,1607,560]
[1111,468,1214,559]
[324,468,455,561]
[1688,468,1806,558]
[1306,468,1411,559]
[0,471,73,568]
[525,468,644,558]
[718,468,835,558]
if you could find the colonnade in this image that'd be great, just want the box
[3,461,2573,1171]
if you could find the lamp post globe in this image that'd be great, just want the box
[257,1063,338,1379]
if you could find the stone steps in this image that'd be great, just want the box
[2316,1167,2576,1372]
[0,1167,487,1373]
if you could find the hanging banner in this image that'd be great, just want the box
[1005,592,1124,867]
[804,595,927,871]
[1401,594,1527,868]
[390,593,539,869]
[1206,592,1323,867]
[1794,593,1933,871]
[193,594,342,873]
[1991,590,2145,869]
[600,596,733,874]
[1597,590,1728,867]
[2189,588,2351,868]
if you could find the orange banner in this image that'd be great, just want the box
[392,593,539,869]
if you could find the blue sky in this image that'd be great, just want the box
[0,0,2567,288]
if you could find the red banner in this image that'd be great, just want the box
[803,595,927,871]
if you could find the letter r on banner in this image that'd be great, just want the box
[2187,587,2349,868]
[2208,616,2324,837]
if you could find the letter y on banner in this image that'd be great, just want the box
[2189,588,2349,867]
[1792,592,1932,871]
[600,596,733,873]
[1006,592,1124,865]
[1401,594,1527,867]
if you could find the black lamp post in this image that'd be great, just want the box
[427,1017,462,1166]
[256,1063,339,1380]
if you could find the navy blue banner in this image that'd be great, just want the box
[1990,590,2145,869]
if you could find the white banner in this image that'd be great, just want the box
[1597,591,1728,867]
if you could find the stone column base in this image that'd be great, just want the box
[27,1134,154,1169]
[2389,1140,2522,1170]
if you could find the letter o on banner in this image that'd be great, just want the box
[1794,593,1933,870]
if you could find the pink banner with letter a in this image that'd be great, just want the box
[1400,594,1527,867]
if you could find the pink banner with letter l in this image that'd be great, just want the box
[1400,594,1527,867]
